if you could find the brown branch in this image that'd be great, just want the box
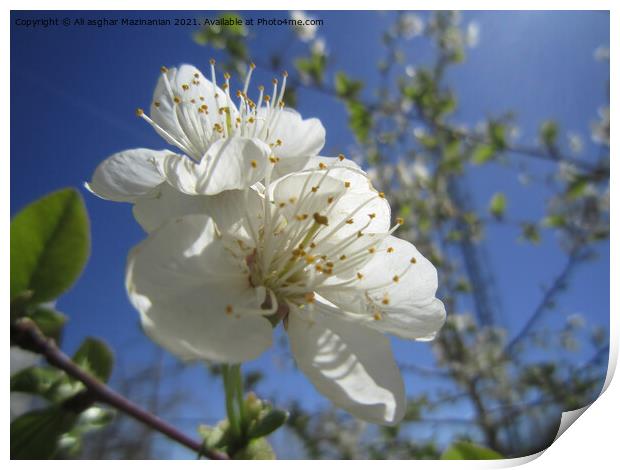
[11,319,229,460]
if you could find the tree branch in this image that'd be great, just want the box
[11,319,229,460]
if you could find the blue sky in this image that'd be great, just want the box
[10,10,609,458]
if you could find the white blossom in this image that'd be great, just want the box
[398,14,424,39]
[87,63,326,231]
[126,158,445,425]
[290,11,318,42]
[466,22,480,48]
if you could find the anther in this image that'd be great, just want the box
[410,257,417,264]
[304,292,315,303]
[319,162,327,169]
[338,154,345,161]
[378,192,385,198]
[368,213,376,219]
[396,217,404,225]
[344,181,351,188]
[250,160,258,168]
[313,213,329,226]
[135,108,144,117]
[226,305,233,315]
[393,275,400,283]
[387,247,394,253]
[357,272,364,280]
[160,66,168,73]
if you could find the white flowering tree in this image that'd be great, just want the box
[10,11,608,460]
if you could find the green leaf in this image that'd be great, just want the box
[11,406,78,459]
[540,120,558,148]
[334,72,363,100]
[11,188,90,304]
[248,409,289,439]
[471,144,495,164]
[233,437,276,460]
[441,441,503,460]
[11,366,66,401]
[347,101,372,143]
[520,223,541,244]
[543,214,567,228]
[29,307,67,343]
[566,177,589,199]
[73,338,114,383]
[489,192,507,219]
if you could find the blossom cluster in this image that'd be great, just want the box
[87,62,445,425]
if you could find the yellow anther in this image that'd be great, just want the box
[135,108,144,117]
[344,181,351,188]
[315,265,323,272]
[311,186,319,193]
[410,257,417,264]
[368,247,376,254]
[327,196,335,204]
[357,272,364,280]
[283,70,289,77]
[310,242,317,248]
[305,255,316,263]
[345,219,354,224]
[209,58,216,65]
[181,84,189,90]
[275,139,282,146]
[194,72,200,78]
[319,162,327,169]
[288,197,297,204]
[382,297,390,305]
[250,160,258,168]
[153,101,160,108]
[258,85,264,91]
[378,192,386,198]
[313,213,329,225]
[199,96,205,101]
[396,217,404,225]
[338,154,345,161]
[368,213,376,219]
[387,247,395,253]
[357,231,364,238]
[173,96,181,104]
[326,261,334,268]
[224,72,231,80]
[226,305,233,315]
[304,292,315,303]
[278,202,286,208]
[340,254,347,261]
[160,65,168,73]
[200,104,208,111]
[250,62,256,69]
[393,275,400,283]
[270,156,278,164]
[248,117,255,123]
[373,312,383,321]
[272,78,278,85]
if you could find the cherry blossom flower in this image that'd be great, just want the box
[126,158,445,424]
[86,63,326,231]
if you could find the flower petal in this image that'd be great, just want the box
[126,214,273,363]
[150,65,239,159]
[160,138,270,195]
[260,107,325,159]
[86,149,169,202]
[132,183,210,233]
[287,307,406,425]
[322,235,446,340]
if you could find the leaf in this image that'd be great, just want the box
[11,406,78,459]
[520,223,541,244]
[73,338,114,383]
[347,101,372,143]
[471,144,495,164]
[233,437,276,460]
[566,177,589,199]
[489,192,507,219]
[29,307,67,343]
[248,409,289,439]
[334,72,363,100]
[11,366,66,401]
[441,441,503,460]
[11,188,90,304]
[540,120,558,148]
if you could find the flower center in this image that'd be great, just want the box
[136,61,289,161]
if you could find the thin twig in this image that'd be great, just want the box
[11,319,229,460]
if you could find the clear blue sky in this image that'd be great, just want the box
[10,10,609,458]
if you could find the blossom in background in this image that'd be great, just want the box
[591,106,609,146]
[126,158,446,425]
[397,13,424,39]
[290,11,318,42]
[87,63,326,231]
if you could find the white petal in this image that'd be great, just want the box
[132,183,210,233]
[160,138,270,195]
[86,149,169,202]
[287,308,406,425]
[126,214,273,363]
[150,64,239,157]
[323,235,446,340]
[260,107,325,159]
[272,154,361,181]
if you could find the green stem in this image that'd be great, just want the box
[222,365,240,439]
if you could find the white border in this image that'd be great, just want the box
[4,2,615,467]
